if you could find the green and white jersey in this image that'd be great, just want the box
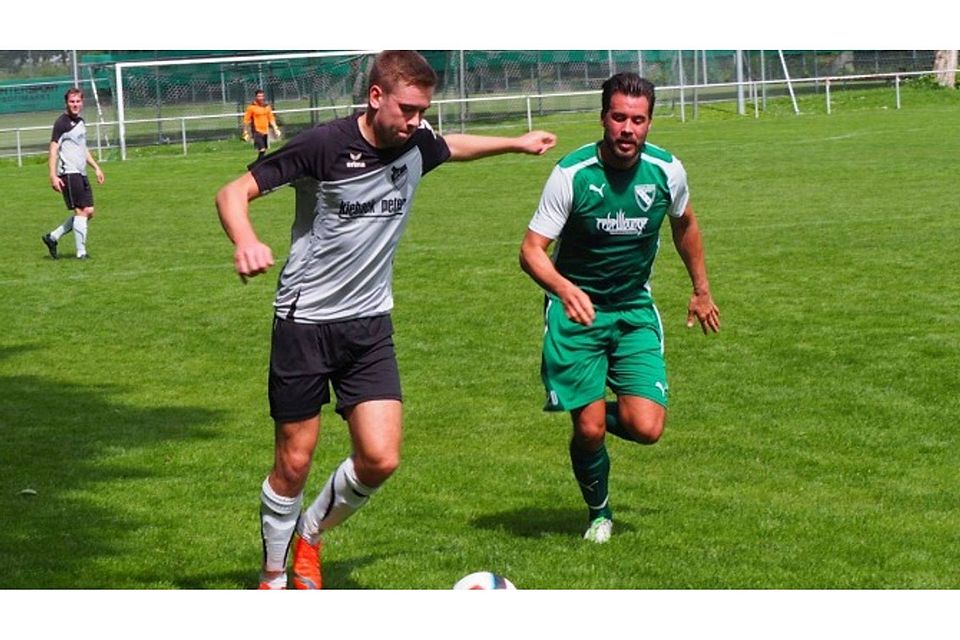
[528,141,689,310]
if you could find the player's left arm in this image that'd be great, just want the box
[670,203,720,334]
[445,130,556,161]
[85,150,104,184]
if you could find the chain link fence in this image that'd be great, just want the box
[0,50,947,163]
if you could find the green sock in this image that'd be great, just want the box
[604,401,637,442]
[569,438,613,522]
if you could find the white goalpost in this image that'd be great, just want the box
[113,50,379,160]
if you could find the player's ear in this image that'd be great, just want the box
[368,84,384,110]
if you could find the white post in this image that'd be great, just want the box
[677,50,686,123]
[116,63,127,161]
[526,96,533,131]
[436,102,443,136]
[895,75,901,109]
[95,121,103,161]
[778,50,800,115]
[459,50,466,133]
[16,129,22,167]
[736,50,745,115]
[760,50,767,109]
[753,82,759,118]
[181,118,188,155]
[826,79,832,115]
[608,50,614,77]
[72,50,79,88]
[637,50,643,76]
[693,49,699,120]
[702,50,708,84]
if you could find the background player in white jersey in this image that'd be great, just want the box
[215,50,557,589]
[520,73,719,543]
[42,88,105,260]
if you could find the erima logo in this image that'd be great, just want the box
[596,210,649,235]
[634,184,657,211]
[391,164,408,189]
[588,183,606,198]
[346,152,365,168]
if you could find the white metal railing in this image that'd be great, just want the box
[2,68,956,167]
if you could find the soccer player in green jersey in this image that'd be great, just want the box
[520,73,720,543]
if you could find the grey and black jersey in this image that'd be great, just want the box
[250,113,451,323]
[51,113,88,175]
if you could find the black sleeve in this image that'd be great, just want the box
[50,115,70,143]
[416,125,451,175]
[249,126,326,194]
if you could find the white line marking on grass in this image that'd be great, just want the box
[0,262,232,287]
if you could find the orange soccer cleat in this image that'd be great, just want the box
[292,536,323,590]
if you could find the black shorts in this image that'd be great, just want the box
[60,173,93,210]
[268,314,402,422]
[253,131,269,152]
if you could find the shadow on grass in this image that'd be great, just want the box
[470,506,648,539]
[0,346,224,588]
[171,555,379,590]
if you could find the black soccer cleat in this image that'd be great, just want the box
[42,234,58,259]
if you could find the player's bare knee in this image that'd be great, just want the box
[354,452,400,487]
[82,207,94,218]
[625,418,664,444]
[574,422,606,450]
[276,449,313,487]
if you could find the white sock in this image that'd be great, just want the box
[297,457,376,546]
[72,216,88,257]
[260,477,302,581]
[50,216,73,242]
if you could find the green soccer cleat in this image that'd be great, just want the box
[583,517,613,544]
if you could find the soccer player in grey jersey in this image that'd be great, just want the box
[521,73,719,543]
[216,50,557,589]
[42,88,104,260]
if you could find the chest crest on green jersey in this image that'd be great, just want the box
[634,184,657,212]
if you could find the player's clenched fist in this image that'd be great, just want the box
[234,241,275,280]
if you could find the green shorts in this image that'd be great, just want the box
[540,296,668,412]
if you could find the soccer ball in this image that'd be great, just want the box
[453,571,516,590]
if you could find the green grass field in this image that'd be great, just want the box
[2,89,959,590]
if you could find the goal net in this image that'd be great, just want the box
[113,50,379,159]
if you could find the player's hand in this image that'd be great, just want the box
[686,290,720,334]
[50,176,64,192]
[234,241,275,283]
[273,128,282,139]
[94,167,104,185]
[241,131,250,142]
[518,130,557,156]
[558,282,595,327]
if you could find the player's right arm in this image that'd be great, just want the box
[215,172,274,280]
[520,230,595,326]
[519,164,595,326]
[48,141,63,191]
[241,106,253,140]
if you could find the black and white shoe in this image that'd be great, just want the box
[42,234,58,259]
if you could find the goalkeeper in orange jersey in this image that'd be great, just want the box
[242,89,282,160]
